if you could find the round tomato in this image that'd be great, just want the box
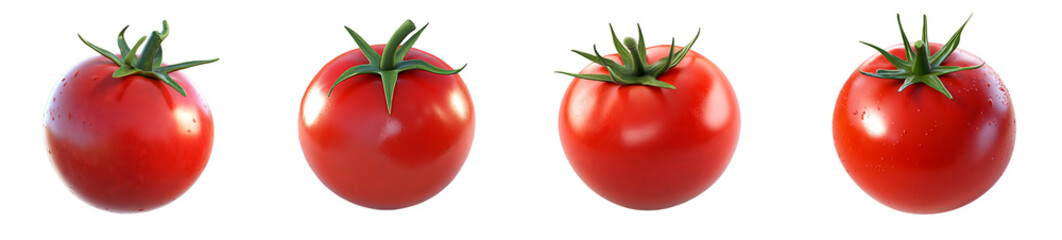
[46,22,216,212]
[299,21,474,210]
[558,26,740,210]
[833,16,1014,214]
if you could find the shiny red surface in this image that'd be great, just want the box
[559,46,740,210]
[45,56,214,213]
[833,43,1015,214]
[299,45,474,210]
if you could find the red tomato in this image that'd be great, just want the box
[46,22,216,213]
[833,43,1014,213]
[559,44,740,210]
[46,56,214,212]
[299,43,474,209]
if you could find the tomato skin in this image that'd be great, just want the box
[833,43,1015,214]
[299,45,474,210]
[559,45,740,210]
[45,56,214,213]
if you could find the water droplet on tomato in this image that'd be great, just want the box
[187,129,191,133]
[192,118,197,123]
[92,76,100,81]
[74,71,79,77]
[62,82,66,87]
[988,100,993,106]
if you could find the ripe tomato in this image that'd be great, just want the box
[558,26,740,210]
[299,21,474,210]
[833,16,1014,214]
[46,22,216,213]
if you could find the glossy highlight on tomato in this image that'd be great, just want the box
[558,26,740,210]
[833,16,1014,214]
[299,21,474,210]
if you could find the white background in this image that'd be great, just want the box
[1,0,1059,239]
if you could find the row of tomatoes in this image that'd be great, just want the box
[45,16,1014,214]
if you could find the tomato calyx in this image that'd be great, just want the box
[78,21,218,97]
[556,24,701,89]
[859,14,984,99]
[329,20,467,114]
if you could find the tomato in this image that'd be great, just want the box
[299,20,474,210]
[558,26,740,210]
[833,15,1014,214]
[45,22,217,213]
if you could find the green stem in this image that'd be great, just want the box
[137,32,162,70]
[911,40,932,75]
[380,20,416,70]
[623,37,646,76]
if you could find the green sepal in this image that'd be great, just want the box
[667,28,700,70]
[345,26,381,65]
[396,23,428,61]
[896,14,914,61]
[329,65,382,96]
[380,71,399,114]
[118,26,132,56]
[608,24,634,67]
[858,14,983,100]
[635,24,648,66]
[557,24,699,89]
[78,20,217,97]
[571,50,603,65]
[554,71,612,82]
[78,34,122,64]
[157,59,220,73]
[144,71,186,96]
[919,75,952,99]
[929,63,984,76]
[123,36,146,66]
[929,15,972,67]
[330,20,466,114]
[645,38,676,76]
[112,67,141,78]
[859,69,909,79]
